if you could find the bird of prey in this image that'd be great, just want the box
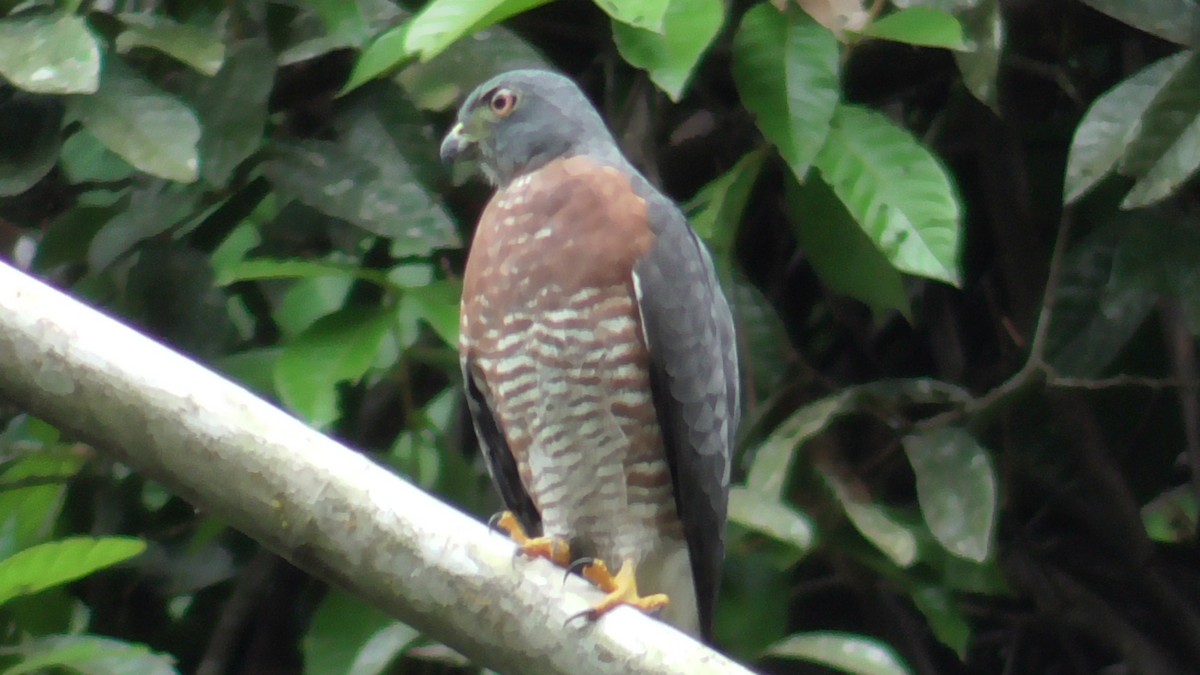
[442,69,739,641]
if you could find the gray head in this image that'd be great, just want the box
[439,69,622,186]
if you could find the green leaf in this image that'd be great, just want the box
[402,0,551,64]
[264,139,458,255]
[1142,485,1197,544]
[747,390,856,500]
[1117,52,1200,181]
[768,631,912,675]
[69,59,201,183]
[274,276,355,339]
[397,26,551,112]
[724,272,793,401]
[787,173,911,318]
[1076,0,1200,47]
[6,634,177,675]
[733,4,839,181]
[910,585,971,657]
[275,307,394,428]
[307,0,369,46]
[410,0,551,62]
[215,347,282,398]
[403,280,463,347]
[304,589,418,675]
[728,487,815,552]
[0,537,145,607]
[952,0,1002,111]
[216,258,394,289]
[0,12,100,94]
[814,104,962,286]
[823,469,918,567]
[686,148,767,257]
[1044,217,1158,376]
[612,0,724,101]
[0,454,83,554]
[87,185,199,271]
[1122,114,1200,208]
[902,426,996,562]
[116,13,225,76]
[594,0,669,31]
[1063,52,1188,204]
[191,39,275,187]
[861,8,967,50]
[59,128,137,183]
[343,24,409,93]
[0,93,63,197]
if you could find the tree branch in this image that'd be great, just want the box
[0,261,752,675]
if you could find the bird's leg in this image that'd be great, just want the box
[494,511,572,567]
[572,558,669,621]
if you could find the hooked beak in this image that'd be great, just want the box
[440,122,472,166]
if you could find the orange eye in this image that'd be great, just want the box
[489,89,517,117]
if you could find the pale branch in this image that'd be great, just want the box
[0,261,752,675]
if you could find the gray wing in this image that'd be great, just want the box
[632,194,740,643]
[462,358,542,537]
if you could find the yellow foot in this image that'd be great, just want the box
[574,558,669,622]
[494,511,571,567]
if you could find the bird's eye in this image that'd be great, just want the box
[488,88,517,117]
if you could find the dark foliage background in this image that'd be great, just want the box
[3,0,1200,673]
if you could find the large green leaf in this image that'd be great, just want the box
[733,4,839,181]
[304,589,418,675]
[0,453,83,555]
[1118,52,1200,175]
[787,174,911,318]
[87,185,199,271]
[0,12,100,94]
[217,258,395,290]
[0,537,145,607]
[307,0,369,47]
[728,486,815,552]
[594,0,669,31]
[275,307,395,428]
[1076,0,1200,47]
[768,632,912,675]
[860,7,967,50]
[1123,114,1200,208]
[264,139,458,255]
[0,93,63,197]
[116,13,226,76]
[814,104,962,286]
[1063,52,1188,204]
[402,280,463,347]
[69,60,201,183]
[6,634,177,675]
[685,148,767,258]
[612,0,724,101]
[191,39,275,187]
[902,426,996,562]
[59,128,136,183]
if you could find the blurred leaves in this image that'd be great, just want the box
[0,537,145,607]
[767,631,911,675]
[0,12,99,94]
[115,13,225,76]
[902,426,996,562]
[69,60,200,183]
[5,635,178,675]
[860,7,967,50]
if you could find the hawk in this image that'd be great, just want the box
[441,69,739,641]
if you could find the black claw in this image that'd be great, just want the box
[563,557,595,585]
[564,607,598,629]
[486,511,505,534]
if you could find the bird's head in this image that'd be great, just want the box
[440,69,618,187]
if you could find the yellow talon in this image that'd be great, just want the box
[495,511,572,567]
[577,558,669,620]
